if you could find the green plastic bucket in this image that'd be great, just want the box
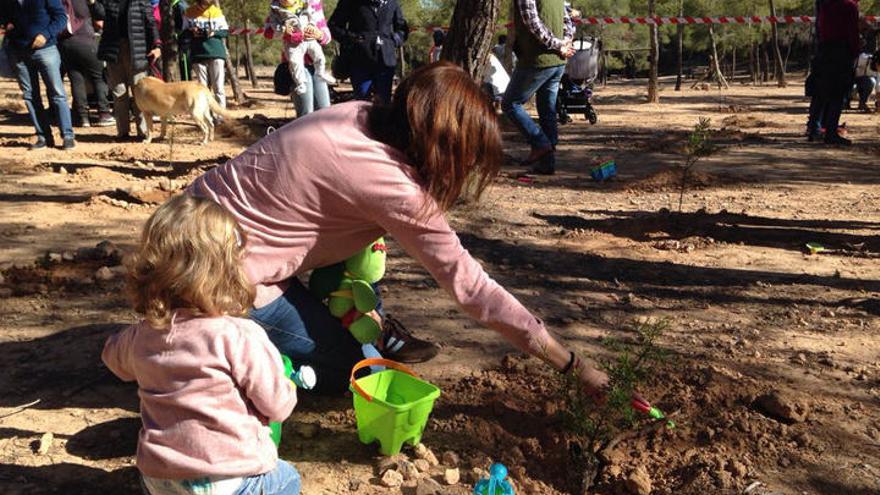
[349,358,441,456]
[269,355,295,447]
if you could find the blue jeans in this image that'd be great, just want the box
[350,64,395,104]
[502,64,565,154]
[250,279,378,393]
[292,65,331,117]
[236,461,301,495]
[142,461,301,495]
[856,76,877,107]
[11,45,74,141]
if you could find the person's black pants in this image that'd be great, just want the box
[810,42,854,136]
[59,38,110,120]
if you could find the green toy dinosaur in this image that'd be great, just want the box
[309,238,387,344]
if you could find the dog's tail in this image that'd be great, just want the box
[206,91,235,121]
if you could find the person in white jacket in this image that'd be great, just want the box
[853,51,879,112]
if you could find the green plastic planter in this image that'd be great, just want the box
[349,358,441,456]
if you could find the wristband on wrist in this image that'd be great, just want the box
[560,350,576,375]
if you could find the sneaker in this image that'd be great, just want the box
[75,115,91,128]
[29,137,49,150]
[379,314,439,364]
[62,137,76,150]
[96,113,116,127]
[526,163,555,175]
[824,132,852,146]
[521,146,553,166]
[806,129,822,142]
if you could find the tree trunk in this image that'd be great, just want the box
[749,41,756,85]
[159,0,180,81]
[234,35,240,75]
[768,0,787,87]
[708,25,729,89]
[762,40,771,83]
[440,0,500,79]
[674,0,684,91]
[647,0,659,103]
[732,46,738,81]
[243,20,258,88]
[225,44,245,104]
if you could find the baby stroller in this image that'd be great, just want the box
[558,36,601,125]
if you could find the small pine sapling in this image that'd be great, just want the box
[677,118,717,213]
[556,318,669,493]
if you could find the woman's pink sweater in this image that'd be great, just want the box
[189,101,551,357]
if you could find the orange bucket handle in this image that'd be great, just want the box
[350,358,418,402]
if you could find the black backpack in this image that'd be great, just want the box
[273,62,293,96]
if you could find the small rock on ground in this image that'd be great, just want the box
[415,477,443,495]
[752,389,809,423]
[414,458,431,473]
[95,266,115,281]
[441,451,460,467]
[399,459,420,481]
[443,468,460,485]
[625,467,652,495]
[380,469,404,488]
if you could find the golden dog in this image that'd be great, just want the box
[132,76,232,144]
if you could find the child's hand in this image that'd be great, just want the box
[303,24,323,41]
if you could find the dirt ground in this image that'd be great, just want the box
[0,73,879,495]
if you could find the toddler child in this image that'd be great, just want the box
[267,0,336,95]
[102,194,301,495]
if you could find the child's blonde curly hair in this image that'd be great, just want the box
[127,194,255,329]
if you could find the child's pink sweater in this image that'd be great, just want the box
[102,313,297,479]
[189,101,552,358]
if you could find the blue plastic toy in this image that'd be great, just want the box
[590,159,617,181]
[473,463,515,495]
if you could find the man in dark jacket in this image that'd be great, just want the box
[1,0,77,149]
[96,0,161,140]
[328,0,407,104]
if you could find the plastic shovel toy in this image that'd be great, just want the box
[631,396,675,429]
[473,463,515,495]
[805,242,826,255]
[270,356,317,447]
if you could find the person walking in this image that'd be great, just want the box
[327,0,408,104]
[59,0,114,127]
[97,0,161,141]
[501,0,575,175]
[1,0,77,149]
[181,0,228,116]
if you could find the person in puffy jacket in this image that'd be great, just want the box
[96,0,161,140]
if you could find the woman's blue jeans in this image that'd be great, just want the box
[250,279,377,393]
[292,65,331,117]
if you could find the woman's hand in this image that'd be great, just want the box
[302,24,323,41]
[575,359,609,401]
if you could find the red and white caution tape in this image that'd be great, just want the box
[227,14,878,37]
[575,15,820,25]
